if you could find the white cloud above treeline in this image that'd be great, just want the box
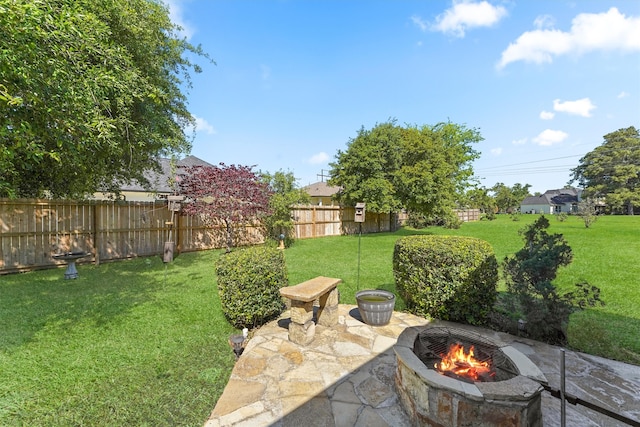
[497,7,640,69]
[164,0,195,40]
[308,152,330,164]
[413,0,507,37]
[193,115,216,134]
[553,98,596,117]
[533,129,568,146]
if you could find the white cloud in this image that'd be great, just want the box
[411,15,428,32]
[533,14,555,30]
[533,129,568,146]
[193,115,216,134]
[497,7,640,69]
[490,147,503,155]
[512,138,527,145]
[308,152,330,165]
[432,0,508,37]
[618,91,630,98]
[539,111,555,120]
[164,0,195,40]
[553,98,596,117]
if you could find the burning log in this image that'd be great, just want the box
[435,343,495,382]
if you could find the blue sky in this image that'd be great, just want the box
[167,0,639,194]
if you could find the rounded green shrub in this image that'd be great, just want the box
[215,245,287,328]
[393,235,498,325]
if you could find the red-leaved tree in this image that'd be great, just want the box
[178,163,272,252]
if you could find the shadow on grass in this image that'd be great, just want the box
[0,253,207,353]
[568,309,640,365]
[356,227,435,238]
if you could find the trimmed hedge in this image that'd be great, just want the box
[215,246,287,328]
[393,235,498,325]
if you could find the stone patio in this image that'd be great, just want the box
[204,305,640,427]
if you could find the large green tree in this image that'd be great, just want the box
[329,120,481,219]
[260,170,310,244]
[329,121,404,214]
[570,126,640,215]
[491,182,531,213]
[0,0,208,198]
[464,186,496,218]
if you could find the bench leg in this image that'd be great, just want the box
[289,300,315,345]
[316,288,339,327]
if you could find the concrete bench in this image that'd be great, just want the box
[280,276,342,345]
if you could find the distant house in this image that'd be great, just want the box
[303,181,341,206]
[94,155,214,201]
[520,188,582,214]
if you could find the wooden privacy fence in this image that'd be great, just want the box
[0,199,474,274]
[291,205,398,238]
[454,209,480,222]
[0,198,248,274]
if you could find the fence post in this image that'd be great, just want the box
[312,206,317,238]
[92,203,100,265]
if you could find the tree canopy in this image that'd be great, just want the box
[329,120,481,219]
[491,182,531,213]
[570,126,640,215]
[178,164,272,252]
[260,170,310,244]
[0,0,208,198]
[464,186,497,218]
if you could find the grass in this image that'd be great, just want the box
[284,214,640,364]
[423,214,640,364]
[0,252,237,426]
[1,214,638,425]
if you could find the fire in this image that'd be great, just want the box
[434,343,493,381]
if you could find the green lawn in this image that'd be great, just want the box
[0,253,236,426]
[1,214,638,425]
[284,214,640,364]
[423,214,640,363]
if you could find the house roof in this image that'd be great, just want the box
[120,155,214,193]
[303,181,341,197]
[521,188,581,206]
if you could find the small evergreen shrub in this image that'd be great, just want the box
[503,216,604,344]
[393,235,498,325]
[215,245,287,328]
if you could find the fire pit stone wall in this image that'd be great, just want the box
[394,324,546,427]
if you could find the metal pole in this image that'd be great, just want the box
[356,222,362,290]
[561,349,566,427]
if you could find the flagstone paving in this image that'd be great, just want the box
[204,305,640,427]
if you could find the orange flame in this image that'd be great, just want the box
[434,343,493,381]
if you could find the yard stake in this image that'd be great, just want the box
[357,222,362,290]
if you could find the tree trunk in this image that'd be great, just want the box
[225,219,233,252]
[628,201,634,215]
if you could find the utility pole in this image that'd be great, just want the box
[316,169,330,182]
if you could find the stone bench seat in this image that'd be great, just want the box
[280,276,341,345]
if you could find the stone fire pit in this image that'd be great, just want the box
[394,323,548,427]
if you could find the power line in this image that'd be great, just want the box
[475,155,582,172]
[475,145,639,179]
